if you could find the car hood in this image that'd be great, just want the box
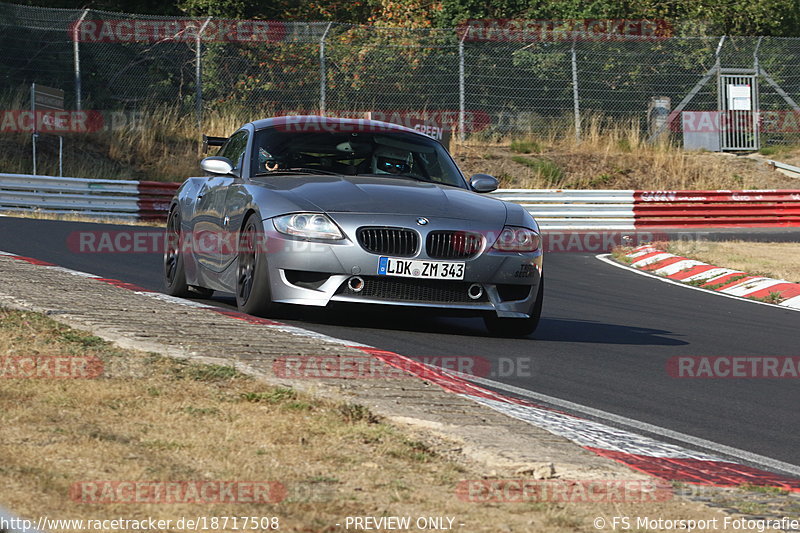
[252,175,508,223]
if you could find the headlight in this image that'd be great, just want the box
[273,213,344,240]
[491,226,541,252]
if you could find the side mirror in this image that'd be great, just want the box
[470,173,498,193]
[200,156,235,175]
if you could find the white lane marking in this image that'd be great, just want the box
[443,370,800,477]
[702,269,746,284]
[597,254,800,314]
[631,252,674,268]
[682,267,737,283]
[720,278,788,297]
[780,295,800,309]
[652,259,706,276]
[43,266,101,278]
[627,247,658,259]
[467,395,721,460]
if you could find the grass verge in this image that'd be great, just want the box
[0,308,511,530]
[0,308,761,531]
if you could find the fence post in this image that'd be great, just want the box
[646,36,726,144]
[571,40,581,142]
[459,33,466,143]
[319,22,333,116]
[195,17,212,130]
[753,36,762,75]
[31,83,36,175]
[72,9,89,111]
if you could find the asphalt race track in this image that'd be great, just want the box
[1,216,797,472]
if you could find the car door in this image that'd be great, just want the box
[192,129,249,272]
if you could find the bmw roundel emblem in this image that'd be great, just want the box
[416,217,429,225]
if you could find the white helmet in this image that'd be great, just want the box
[372,146,412,175]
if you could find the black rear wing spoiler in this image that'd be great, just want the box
[202,135,227,153]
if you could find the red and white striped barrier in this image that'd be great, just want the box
[494,189,800,229]
[0,173,179,220]
[623,245,800,310]
[634,190,800,228]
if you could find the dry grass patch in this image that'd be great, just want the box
[661,240,800,283]
[4,82,799,190]
[0,90,256,182]
[452,118,800,190]
[0,308,756,531]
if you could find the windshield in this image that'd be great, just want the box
[251,126,467,188]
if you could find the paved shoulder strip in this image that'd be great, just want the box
[2,250,799,493]
[617,245,800,310]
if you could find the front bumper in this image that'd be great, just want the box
[260,215,543,318]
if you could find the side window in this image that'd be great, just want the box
[217,130,249,170]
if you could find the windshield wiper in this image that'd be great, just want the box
[253,167,341,176]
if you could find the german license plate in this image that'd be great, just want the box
[378,257,465,280]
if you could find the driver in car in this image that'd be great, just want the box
[372,146,413,175]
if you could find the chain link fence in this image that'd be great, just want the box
[3,2,800,144]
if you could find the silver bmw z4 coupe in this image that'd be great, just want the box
[163,116,543,336]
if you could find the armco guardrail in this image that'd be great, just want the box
[2,174,799,229]
[490,189,636,230]
[0,173,178,221]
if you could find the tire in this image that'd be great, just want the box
[483,276,544,338]
[235,214,278,316]
[163,207,191,297]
